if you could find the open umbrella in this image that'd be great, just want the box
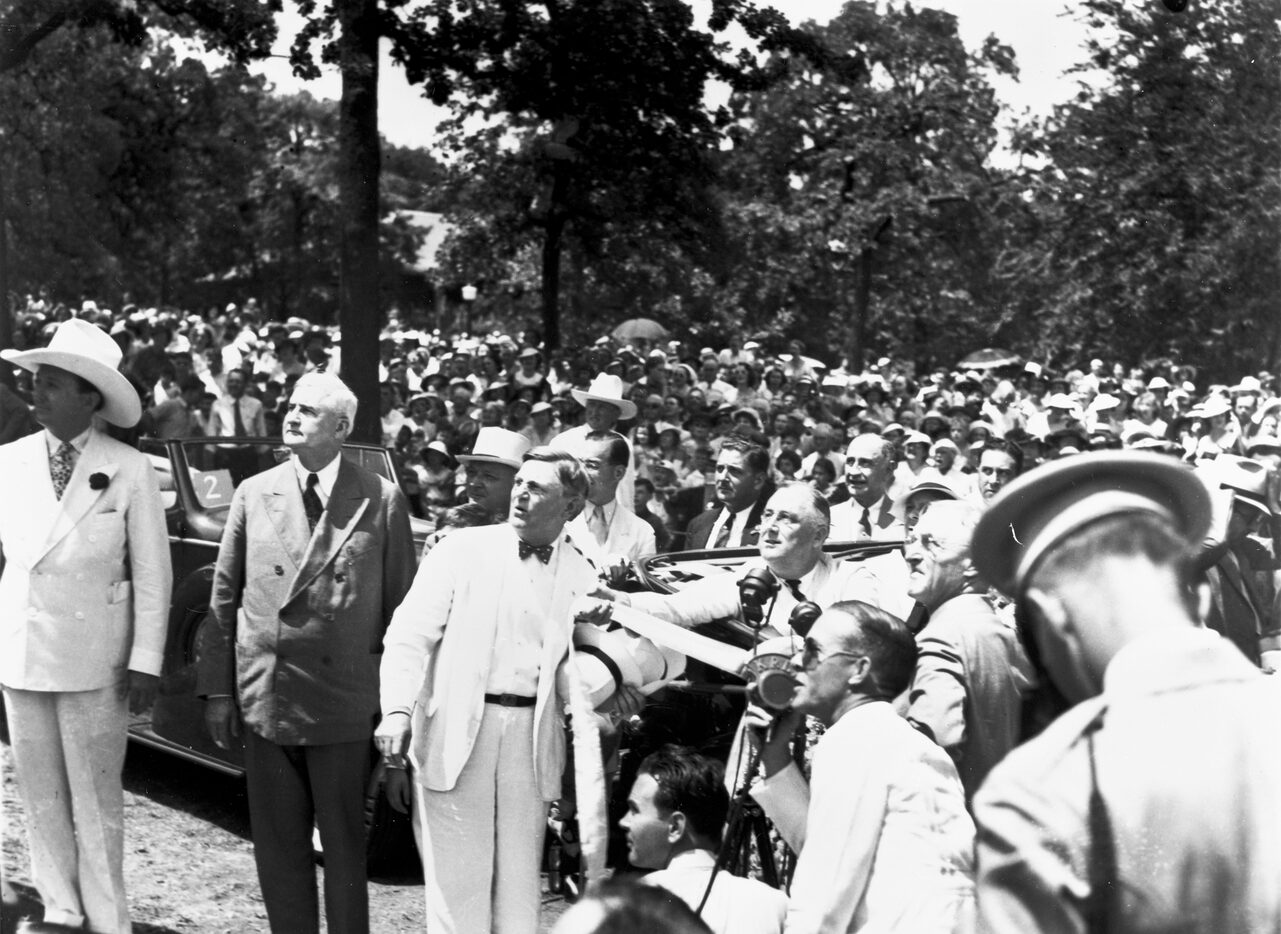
[611,318,668,342]
[958,348,1022,370]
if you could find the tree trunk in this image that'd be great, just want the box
[540,166,570,351]
[0,134,11,381]
[337,0,380,443]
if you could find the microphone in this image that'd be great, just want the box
[737,567,779,625]
[666,669,798,712]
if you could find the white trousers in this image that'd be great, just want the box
[414,705,548,934]
[3,684,130,934]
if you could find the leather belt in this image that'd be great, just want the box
[484,692,536,708]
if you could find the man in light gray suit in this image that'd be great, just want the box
[200,371,415,934]
[0,319,172,934]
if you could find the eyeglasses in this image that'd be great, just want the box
[797,637,862,672]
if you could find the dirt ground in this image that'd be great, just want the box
[2,739,570,933]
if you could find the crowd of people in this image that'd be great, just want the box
[3,298,1281,934]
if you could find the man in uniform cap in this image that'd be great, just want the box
[969,451,1281,932]
[0,319,173,933]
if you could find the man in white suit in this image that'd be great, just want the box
[556,373,638,511]
[567,431,656,583]
[0,319,172,934]
[376,448,601,934]
[746,601,975,933]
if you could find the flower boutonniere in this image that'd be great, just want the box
[89,472,109,491]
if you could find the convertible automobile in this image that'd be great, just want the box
[124,439,901,859]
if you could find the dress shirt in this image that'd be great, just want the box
[706,503,753,549]
[587,500,617,545]
[752,701,974,934]
[44,427,91,462]
[830,495,901,542]
[485,537,560,696]
[208,393,265,437]
[290,452,342,507]
[645,849,787,934]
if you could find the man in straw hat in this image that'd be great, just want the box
[376,448,605,934]
[557,373,638,511]
[969,451,1281,931]
[0,318,173,933]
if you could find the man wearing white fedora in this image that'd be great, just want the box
[456,426,532,523]
[0,318,173,934]
[557,373,638,512]
[420,427,533,557]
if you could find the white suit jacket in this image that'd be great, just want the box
[0,428,172,691]
[752,701,974,934]
[566,501,656,569]
[380,522,600,798]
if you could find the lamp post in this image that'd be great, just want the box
[460,283,477,335]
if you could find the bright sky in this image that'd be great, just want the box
[250,0,1091,151]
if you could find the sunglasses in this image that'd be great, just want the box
[797,637,862,672]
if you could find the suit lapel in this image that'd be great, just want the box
[265,464,311,569]
[36,430,118,565]
[285,460,370,605]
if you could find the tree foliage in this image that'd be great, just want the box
[711,1,1018,368]
[2,26,440,316]
[356,0,808,346]
[999,0,1281,377]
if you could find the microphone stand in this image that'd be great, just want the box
[697,589,787,916]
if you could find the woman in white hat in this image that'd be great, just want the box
[0,318,173,934]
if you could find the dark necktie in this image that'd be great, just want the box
[303,472,324,531]
[714,512,735,548]
[50,441,75,500]
[860,505,872,537]
[784,579,806,601]
[232,398,246,436]
[518,540,554,564]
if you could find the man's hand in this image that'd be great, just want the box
[602,557,632,588]
[744,701,804,778]
[204,696,241,749]
[603,684,646,721]
[575,598,616,626]
[121,670,160,714]
[374,711,412,762]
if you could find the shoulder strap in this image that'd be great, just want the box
[1085,709,1116,934]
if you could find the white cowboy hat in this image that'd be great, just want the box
[456,427,531,469]
[571,373,637,420]
[571,623,686,708]
[2,318,141,427]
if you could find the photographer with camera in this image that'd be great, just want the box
[745,601,974,934]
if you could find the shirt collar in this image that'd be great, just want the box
[595,499,618,523]
[45,426,92,456]
[664,849,717,872]
[1103,626,1249,698]
[292,452,343,498]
